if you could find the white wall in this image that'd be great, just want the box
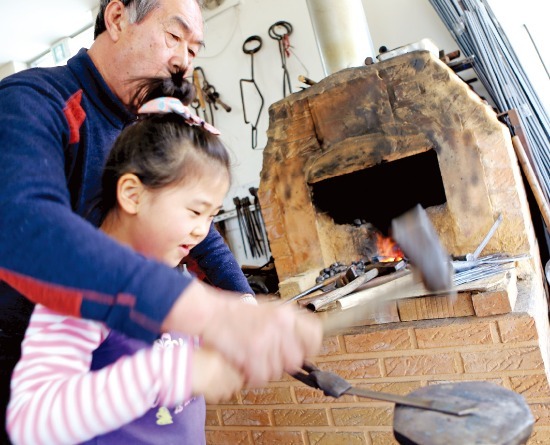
[362,0,457,55]
[196,0,325,206]
[0,61,28,80]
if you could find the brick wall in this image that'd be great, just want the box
[205,313,550,444]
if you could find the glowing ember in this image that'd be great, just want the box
[376,233,404,262]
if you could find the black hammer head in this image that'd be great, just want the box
[391,204,453,291]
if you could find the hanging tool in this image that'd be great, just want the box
[268,21,293,97]
[192,66,232,126]
[191,67,212,124]
[203,84,232,113]
[249,187,270,255]
[241,196,265,257]
[233,197,249,258]
[239,35,264,150]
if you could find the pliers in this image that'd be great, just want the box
[292,362,477,416]
[292,362,352,398]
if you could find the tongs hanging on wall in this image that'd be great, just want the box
[268,20,293,98]
[239,35,265,150]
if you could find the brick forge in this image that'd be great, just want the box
[258,50,540,288]
[205,52,550,444]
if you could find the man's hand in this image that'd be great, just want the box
[162,280,323,387]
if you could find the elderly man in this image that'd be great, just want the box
[0,0,322,442]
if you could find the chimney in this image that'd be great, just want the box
[306,0,375,75]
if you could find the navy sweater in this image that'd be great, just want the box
[0,49,251,359]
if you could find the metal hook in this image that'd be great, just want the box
[239,35,265,150]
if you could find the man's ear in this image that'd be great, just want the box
[117,173,145,215]
[103,0,127,42]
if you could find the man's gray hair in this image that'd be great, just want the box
[93,0,204,39]
[94,0,158,39]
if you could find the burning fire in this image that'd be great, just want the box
[376,233,404,262]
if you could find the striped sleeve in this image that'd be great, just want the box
[6,305,193,445]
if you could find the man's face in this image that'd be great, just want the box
[118,0,204,86]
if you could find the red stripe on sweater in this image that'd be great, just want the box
[0,268,160,334]
[63,90,86,144]
[0,268,82,317]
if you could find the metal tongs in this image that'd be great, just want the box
[292,362,478,416]
[452,214,503,272]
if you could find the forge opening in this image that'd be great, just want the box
[310,149,447,234]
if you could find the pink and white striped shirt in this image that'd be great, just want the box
[6,304,193,445]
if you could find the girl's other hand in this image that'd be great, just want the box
[191,348,245,404]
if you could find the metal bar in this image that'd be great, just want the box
[428,0,550,226]
[345,387,478,416]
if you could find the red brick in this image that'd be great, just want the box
[205,430,250,445]
[356,381,422,396]
[294,386,355,404]
[415,322,492,348]
[273,408,329,426]
[241,387,293,405]
[397,293,475,321]
[498,316,538,343]
[510,374,550,399]
[205,409,220,426]
[344,328,412,353]
[370,431,400,445]
[384,353,458,377]
[308,431,367,445]
[428,377,502,386]
[530,403,550,426]
[221,409,271,426]
[332,406,393,426]
[462,347,544,373]
[472,290,513,316]
[345,302,400,326]
[527,429,550,444]
[317,359,381,379]
[252,430,304,445]
[319,336,342,356]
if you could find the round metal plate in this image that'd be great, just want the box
[393,381,534,445]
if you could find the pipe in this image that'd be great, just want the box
[306,0,375,76]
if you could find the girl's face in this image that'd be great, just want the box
[128,171,229,267]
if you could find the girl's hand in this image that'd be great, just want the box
[192,348,245,404]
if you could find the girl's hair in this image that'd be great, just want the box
[95,72,231,224]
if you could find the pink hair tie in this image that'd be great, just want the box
[137,97,221,135]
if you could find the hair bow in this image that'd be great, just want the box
[137,97,221,135]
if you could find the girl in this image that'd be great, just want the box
[6,76,251,445]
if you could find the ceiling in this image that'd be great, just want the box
[0,0,99,67]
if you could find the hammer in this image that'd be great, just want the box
[390,204,453,292]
